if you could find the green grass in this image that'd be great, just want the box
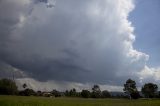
[0,96,160,106]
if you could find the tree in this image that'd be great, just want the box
[91,85,101,98]
[81,90,90,98]
[51,89,61,97]
[130,91,140,99]
[69,88,77,97]
[0,78,18,95]
[23,83,27,89]
[19,88,36,96]
[65,90,70,96]
[123,79,139,99]
[101,90,111,98]
[64,88,77,97]
[36,91,42,96]
[141,83,158,98]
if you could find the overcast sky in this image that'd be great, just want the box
[0,0,160,91]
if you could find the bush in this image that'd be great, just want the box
[130,91,140,99]
[91,85,101,98]
[51,89,61,97]
[81,90,90,98]
[0,79,18,95]
[19,88,36,96]
[101,90,111,98]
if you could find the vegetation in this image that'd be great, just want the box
[19,88,36,96]
[0,79,18,95]
[142,83,158,98]
[91,85,101,98]
[0,78,160,99]
[123,79,140,99]
[81,90,90,98]
[22,83,27,89]
[64,88,79,97]
[101,90,111,98]
[51,89,62,97]
[1,95,160,106]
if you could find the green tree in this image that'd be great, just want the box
[91,85,101,98]
[65,88,77,97]
[101,90,111,98]
[23,83,27,89]
[81,90,90,98]
[51,89,61,97]
[19,88,36,96]
[65,90,70,96]
[123,79,139,99]
[141,83,158,98]
[0,78,18,95]
[69,88,77,97]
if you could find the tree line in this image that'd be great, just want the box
[0,78,160,99]
[124,79,159,99]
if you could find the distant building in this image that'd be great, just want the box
[42,92,52,97]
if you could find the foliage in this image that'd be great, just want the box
[23,83,27,89]
[91,85,101,98]
[1,78,160,100]
[51,89,62,97]
[64,90,70,96]
[70,88,77,96]
[141,83,158,98]
[130,91,140,99]
[0,79,18,95]
[19,88,36,96]
[101,90,111,98]
[65,88,78,97]
[123,79,139,99]
[81,90,90,98]
[36,91,43,96]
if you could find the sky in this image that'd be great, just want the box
[0,0,160,91]
[129,0,160,67]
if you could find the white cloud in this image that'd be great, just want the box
[138,66,160,84]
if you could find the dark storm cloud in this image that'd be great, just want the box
[5,56,91,82]
[0,61,26,79]
[0,0,153,86]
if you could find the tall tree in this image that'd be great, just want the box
[70,88,77,97]
[51,89,61,97]
[141,83,158,98]
[81,90,90,98]
[19,88,36,96]
[101,90,111,98]
[91,85,101,98]
[0,78,18,95]
[23,83,27,89]
[123,79,139,99]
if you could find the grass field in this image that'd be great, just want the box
[0,96,160,106]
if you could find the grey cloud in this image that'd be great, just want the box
[0,61,26,79]
[0,0,150,86]
[16,78,123,92]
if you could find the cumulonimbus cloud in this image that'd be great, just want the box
[0,0,159,90]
